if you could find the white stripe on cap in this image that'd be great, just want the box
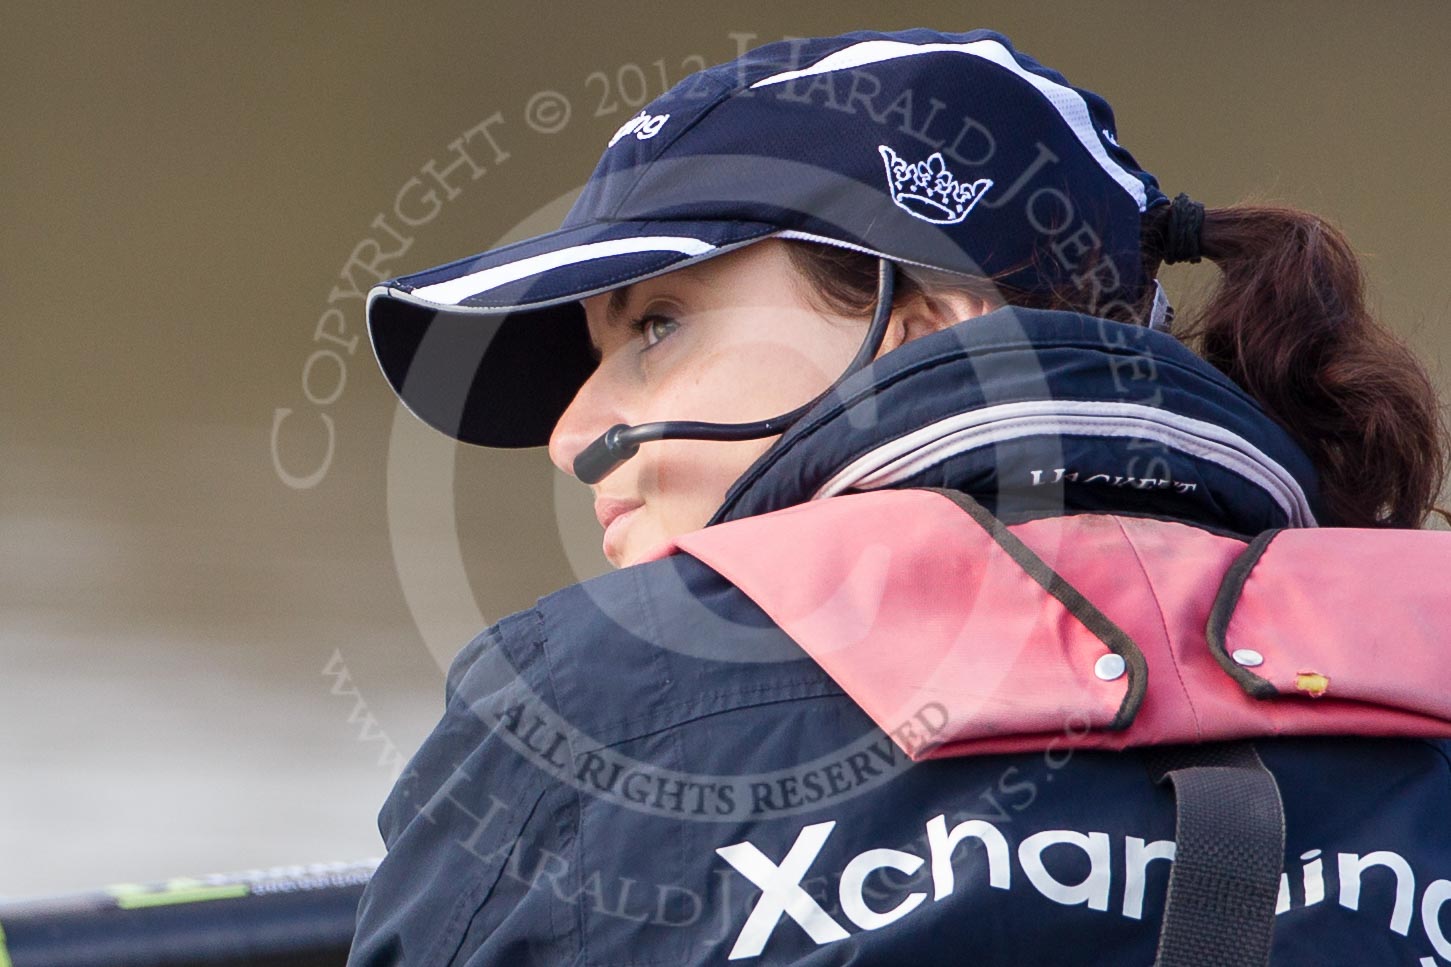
[409,235,717,306]
[751,39,1149,211]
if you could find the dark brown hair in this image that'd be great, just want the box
[784,206,1450,528]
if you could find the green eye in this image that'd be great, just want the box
[635,314,679,350]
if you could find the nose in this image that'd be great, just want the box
[548,370,625,479]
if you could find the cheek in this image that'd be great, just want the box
[638,436,776,535]
[613,312,857,560]
[693,338,849,416]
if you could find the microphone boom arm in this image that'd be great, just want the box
[573,258,898,485]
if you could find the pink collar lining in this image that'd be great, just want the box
[647,490,1451,760]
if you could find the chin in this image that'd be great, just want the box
[604,519,643,570]
[611,539,648,569]
[609,517,669,570]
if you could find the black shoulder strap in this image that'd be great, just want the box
[1146,742,1285,967]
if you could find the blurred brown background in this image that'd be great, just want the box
[3,1,1448,897]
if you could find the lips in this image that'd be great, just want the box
[596,497,644,564]
[594,497,644,532]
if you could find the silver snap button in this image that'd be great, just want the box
[1094,654,1126,681]
[1232,648,1265,667]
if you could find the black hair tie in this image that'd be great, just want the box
[1162,192,1205,265]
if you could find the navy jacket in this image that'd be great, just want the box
[349,309,1451,966]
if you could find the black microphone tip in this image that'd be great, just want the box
[573,424,638,484]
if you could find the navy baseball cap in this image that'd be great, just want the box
[368,28,1167,447]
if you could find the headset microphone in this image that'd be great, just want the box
[573,259,897,484]
[574,258,893,482]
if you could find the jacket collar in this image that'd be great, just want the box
[708,306,1324,536]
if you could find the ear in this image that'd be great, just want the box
[874,288,1000,357]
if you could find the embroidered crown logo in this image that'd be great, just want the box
[878,145,993,225]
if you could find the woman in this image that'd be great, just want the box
[353,28,1451,966]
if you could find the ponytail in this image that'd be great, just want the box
[785,205,1450,527]
[1144,203,1448,528]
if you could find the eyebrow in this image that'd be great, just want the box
[584,285,636,360]
[606,284,635,325]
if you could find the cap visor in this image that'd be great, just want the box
[367,219,779,448]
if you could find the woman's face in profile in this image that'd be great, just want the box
[548,239,868,568]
